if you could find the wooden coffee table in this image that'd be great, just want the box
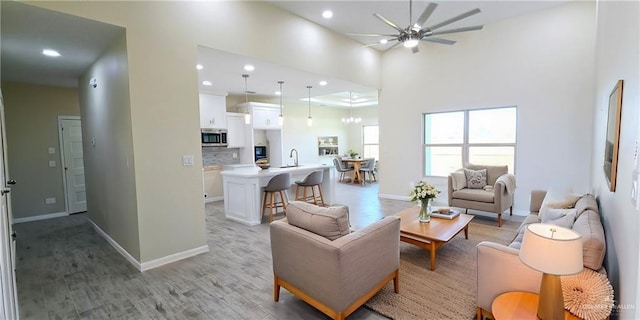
[396,206,474,271]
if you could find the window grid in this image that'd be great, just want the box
[423,107,516,177]
[362,125,379,160]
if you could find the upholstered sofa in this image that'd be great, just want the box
[270,201,400,320]
[476,190,606,320]
[448,164,515,227]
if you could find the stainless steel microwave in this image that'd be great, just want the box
[201,129,227,147]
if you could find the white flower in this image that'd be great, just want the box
[409,180,440,202]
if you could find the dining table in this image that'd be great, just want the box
[341,158,369,184]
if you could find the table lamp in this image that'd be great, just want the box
[519,223,583,320]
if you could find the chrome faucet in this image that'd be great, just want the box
[289,148,299,167]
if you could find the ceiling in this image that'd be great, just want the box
[269,1,566,51]
[1,1,124,88]
[197,46,378,108]
[2,1,565,108]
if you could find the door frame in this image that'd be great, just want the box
[58,115,82,214]
[0,89,19,319]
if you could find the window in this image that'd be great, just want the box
[362,125,379,160]
[424,107,516,177]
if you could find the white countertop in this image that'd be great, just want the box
[220,163,334,178]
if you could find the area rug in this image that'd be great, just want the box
[365,221,518,320]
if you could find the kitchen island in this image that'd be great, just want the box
[220,163,335,225]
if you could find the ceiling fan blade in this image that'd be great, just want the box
[411,46,420,54]
[416,3,438,28]
[428,8,481,31]
[429,25,483,36]
[373,13,404,32]
[386,41,403,51]
[347,33,398,37]
[363,38,397,47]
[422,37,457,45]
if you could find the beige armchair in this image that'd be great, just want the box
[270,201,400,320]
[448,164,515,227]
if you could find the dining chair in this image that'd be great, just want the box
[359,158,377,185]
[332,157,353,182]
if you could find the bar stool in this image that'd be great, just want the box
[294,170,324,206]
[262,173,290,223]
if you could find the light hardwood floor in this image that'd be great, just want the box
[14,180,522,319]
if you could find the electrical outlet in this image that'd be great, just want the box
[232,152,238,159]
[45,197,56,205]
[48,160,56,167]
[48,147,55,154]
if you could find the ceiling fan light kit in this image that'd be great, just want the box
[350,0,484,53]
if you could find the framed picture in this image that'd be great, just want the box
[603,79,623,192]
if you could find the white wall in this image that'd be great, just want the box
[33,1,380,263]
[280,101,351,166]
[79,32,141,260]
[345,106,379,157]
[379,2,596,211]
[591,1,640,317]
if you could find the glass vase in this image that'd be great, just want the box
[419,198,431,223]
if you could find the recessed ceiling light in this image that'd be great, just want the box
[322,10,333,19]
[319,80,328,86]
[380,39,388,44]
[244,64,255,71]
[275,91,282,95]
[42,49,61,57]
[196,64,204,70]
[202,81,212,86]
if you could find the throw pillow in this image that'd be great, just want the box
[541,189,581,209]
[464,168,487,189]
[451,171,467,191]
[285,201,351,240]
[540,207,577,229]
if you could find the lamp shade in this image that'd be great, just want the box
[519,223,583,276]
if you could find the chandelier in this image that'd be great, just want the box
[341,91,362,124]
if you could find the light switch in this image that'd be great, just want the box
[48,160,56,167]
[182,155,194,166]
[48,147,56,154]
[45,197,56,205]
[232,152,238,159]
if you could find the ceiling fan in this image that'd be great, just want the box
[349,0,483,53]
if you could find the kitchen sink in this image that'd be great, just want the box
[279,165,302,168]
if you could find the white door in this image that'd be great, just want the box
[0,91,19,319]
[60,118,87,213]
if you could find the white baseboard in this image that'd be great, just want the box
[140,245,209,271]
[378,194,411,201]
[88,219,142,271]
[88,218,210,272]
[204,196,223,203]
[13,211,68,224]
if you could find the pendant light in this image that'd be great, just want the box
[242,74,251,124]
[306,85,313,127]
[278,81,284,126]
[341,91,362,124]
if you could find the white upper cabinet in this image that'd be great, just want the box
[252,107,281,130]
[199,94,227,129]
[226,112,246,148]
[237,102,282,130]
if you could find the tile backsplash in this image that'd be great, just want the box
[202,147,241,166]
